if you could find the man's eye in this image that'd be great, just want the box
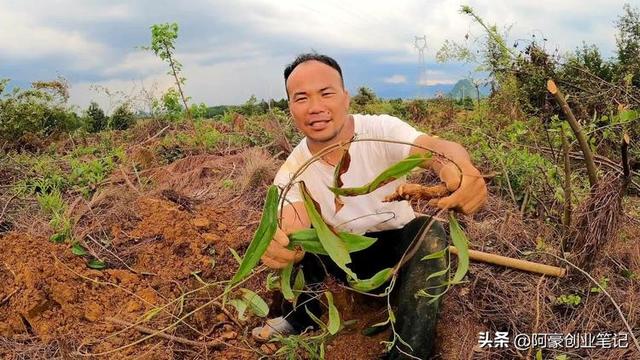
[295,97,308,103]
[322,92,335,97]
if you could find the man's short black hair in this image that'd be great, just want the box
[283,53,344,91]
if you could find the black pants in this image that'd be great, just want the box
[282,216,449,359]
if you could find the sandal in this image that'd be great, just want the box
[251,316,295,341]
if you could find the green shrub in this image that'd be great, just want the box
[0,79,80,145]
[86,101,108,132]
[109,103,136,130]
[162,88,183,120]
[190,102,208,119]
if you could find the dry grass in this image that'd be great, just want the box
[568,173,626,270]
[0,335,73,360]
[441,193,640,359]
[238,148,278,206]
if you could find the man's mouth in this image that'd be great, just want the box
[308,119,330,130]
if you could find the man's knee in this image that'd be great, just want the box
[419,219,448,256]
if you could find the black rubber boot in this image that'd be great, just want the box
[386,220,448,360]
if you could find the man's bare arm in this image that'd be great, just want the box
[280,201,311,234]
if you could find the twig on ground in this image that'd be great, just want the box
[119,166,140,194]
[0,193,18,223]
[105,317,225,349]
[133,125,170,148]
[526,275,545,359]
[212,301,242,328]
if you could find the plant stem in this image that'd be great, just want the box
[165,45,191,121]
[547,79,598,188]
[560,127,572,237]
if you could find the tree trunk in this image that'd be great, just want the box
[165,46,191,122]
[547,79,598,188]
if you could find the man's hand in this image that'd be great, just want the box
[261,227,304,269]
[410,135,487,215]
[437,160,462,191]
[431,161,486,214]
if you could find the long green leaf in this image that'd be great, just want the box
[328,153,430,196]
[288,228,319,242]
[293,268,305,297]
[325,292,340,335]
[348,267,393,292]
[424,265,451,284]
[300,182,356,280]
[227,185,279,288]
[416,213,470,305]
[240,288,269,317]
[305,305,326,330]
[448,212,469,284]
[421,247,446,261]
[289,229,377,255]
[280,262,295,301]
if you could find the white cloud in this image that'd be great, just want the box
[0,4,108,68]
[417,70,457,86]
[418,78,457,86]
[383,75,407,84]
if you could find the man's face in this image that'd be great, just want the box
[286,60,350,144]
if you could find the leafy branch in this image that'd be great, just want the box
[143,22,191,120]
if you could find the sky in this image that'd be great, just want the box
[0,0,636,112]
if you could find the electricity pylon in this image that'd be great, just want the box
[414,35,427,98]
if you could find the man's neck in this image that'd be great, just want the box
[306,115,354,164]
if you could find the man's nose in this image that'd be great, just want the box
[307,96,325,113]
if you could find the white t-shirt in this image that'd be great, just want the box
[273,114,424,235]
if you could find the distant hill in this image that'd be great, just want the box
[448,79,479,100]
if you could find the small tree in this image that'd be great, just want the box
[109,103,135,130]
[240,95,260,116]
[144,23,191,119]
[352,87,378,107]
[86,101,107,133]
[615,3,640,87]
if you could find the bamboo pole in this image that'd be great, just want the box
[449,245,566,277]
[547,79,598,187]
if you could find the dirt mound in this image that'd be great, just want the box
[0,191,265,358]
[0,152,273,359]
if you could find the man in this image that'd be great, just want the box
[253,53,487,359]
